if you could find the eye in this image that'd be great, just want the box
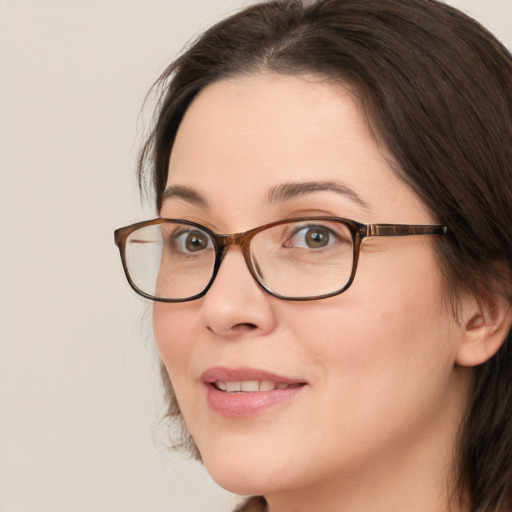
[287,225,337,249]
[173,229,213,253]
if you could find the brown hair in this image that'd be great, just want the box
[138,1,512,510]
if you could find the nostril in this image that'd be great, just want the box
[206,322,258,335]
[234,323,258,332]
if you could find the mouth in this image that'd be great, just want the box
[202,367,308,417]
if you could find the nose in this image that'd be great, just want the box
[200,246,278,338]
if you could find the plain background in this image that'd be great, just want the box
[0,1,511,511]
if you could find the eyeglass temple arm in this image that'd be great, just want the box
[364,224,448,237]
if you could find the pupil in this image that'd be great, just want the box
[306,228,328,248]
[186,232,207,251]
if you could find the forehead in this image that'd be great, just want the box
[169,73,373,181]
[165,72,430,225]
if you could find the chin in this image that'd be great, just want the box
[204,461,269,495]
[198,441,295,496]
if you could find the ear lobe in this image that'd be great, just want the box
[456,291,512,367]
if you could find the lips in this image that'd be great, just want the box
[201,367,308,417]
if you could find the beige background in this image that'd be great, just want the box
[1,1,511,511]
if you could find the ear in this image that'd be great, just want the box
[456,290,512,367]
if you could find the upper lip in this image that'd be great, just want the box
[201,366,306,385]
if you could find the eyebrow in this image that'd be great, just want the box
[161,179,370,212]
[267,180,371,211]
[161,185,209,208]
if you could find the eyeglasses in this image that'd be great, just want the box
[114,217,447,302]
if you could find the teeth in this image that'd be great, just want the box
[259,380,275,391]
[214,380,291,393]
[215,381,227,391]
[241,380,259,392]
[226,381,241,392]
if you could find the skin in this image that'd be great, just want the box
[153,73,474,512]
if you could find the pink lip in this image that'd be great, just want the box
[201,366,304,385]
[201,366,308,418]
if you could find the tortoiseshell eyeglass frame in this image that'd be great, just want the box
[114,217,448,302]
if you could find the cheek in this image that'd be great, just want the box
[288,246,458,414]
[152,303,198,385]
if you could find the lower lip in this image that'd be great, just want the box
[205,384,306,418]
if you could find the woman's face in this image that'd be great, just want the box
[154,73,470,502]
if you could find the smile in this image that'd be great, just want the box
[202,367,308,417]
[213,380,298,392]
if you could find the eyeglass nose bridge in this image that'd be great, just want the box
[213,230,254,249]
[210,230,263,288]
[212,224,263,258]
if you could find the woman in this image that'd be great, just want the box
[114,0,512,510]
